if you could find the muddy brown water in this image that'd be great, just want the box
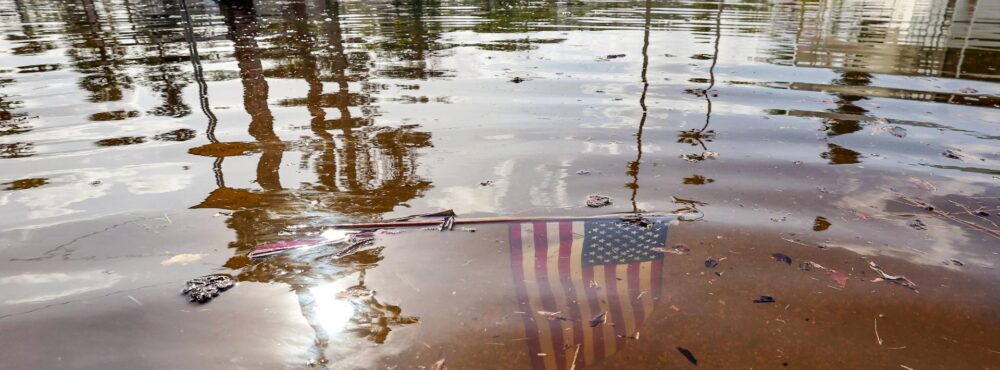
[1,0,999,369]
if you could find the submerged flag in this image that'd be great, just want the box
[509,217,666,370]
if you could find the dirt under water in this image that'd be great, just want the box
[0,0,998,369]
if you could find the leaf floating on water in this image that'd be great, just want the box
[830,270,848,288]
[676,347,698,365]
[589,312,607,327]
[161,253,206,266]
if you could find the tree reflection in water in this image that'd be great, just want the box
[181,0,436,364]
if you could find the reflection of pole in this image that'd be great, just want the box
[955,1,978,79]
[700,0,723,133]
[628,0,652,213]
[181,0,224,187]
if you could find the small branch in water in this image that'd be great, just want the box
[891,193,1000,239]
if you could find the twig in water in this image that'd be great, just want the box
[948,200,1000,229]
[891,194,1000,239]
[875,317,883,346]
[900,365,915,370]
[569,344,581,370]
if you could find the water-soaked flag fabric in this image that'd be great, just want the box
[509,218,667,370]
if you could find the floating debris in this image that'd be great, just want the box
[669,243,691,254]
[589,312,607,327]
[704,258,719,268]
[676,347,698,365]
[942,149,967,160]
[868,261,918,292]
[182,274,236,304]
[480,180,495,186]
[606,54,626,59]
[431,355,447,370]
[772,253,792,266]
[798,262,813,271]
[908,178,936,192]
[813,216,832,231]
[575,169,593,175]
[908,219,928,231]
[538,310,572,322]
[510,76,526,83]
[585,194,612,208]
[652,243,690,255]
[830,270,848,288]
[872,125,907,138]
[753,295,775,303]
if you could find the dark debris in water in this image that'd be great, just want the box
[95,136,147,147]
[182,274,236,304]
[908,219,928,231]
[153,128,197,142]
[813,216,831,231]
[589,312,607,327]
[772,253,792,266]
[704,258,719,268]
[676,347,698,365]
[753,295,775,303]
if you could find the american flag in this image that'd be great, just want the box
[509,217,666,370]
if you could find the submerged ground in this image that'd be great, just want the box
[0,0,998,369]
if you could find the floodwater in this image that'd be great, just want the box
[1,0,998,368]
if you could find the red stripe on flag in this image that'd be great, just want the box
[627,263,645,327]
[558,222,584,367]
[509,223,545,370]
[581,264,604,361]
[603,266,627,348]
[533,222,566,370]
[651,258,663,300]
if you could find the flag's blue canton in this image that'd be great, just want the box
[582,219,668,266]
